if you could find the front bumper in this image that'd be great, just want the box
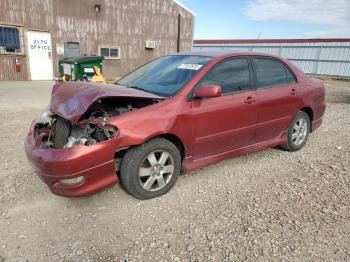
[24,121,119,197]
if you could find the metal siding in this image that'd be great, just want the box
[194,42,350,78]
[0,0,194,80]
[281,47,319,60]
[289,60,317,74]
[319,46,350,61]
[0,55,28,81]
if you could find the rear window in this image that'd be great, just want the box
[253,58,296,88]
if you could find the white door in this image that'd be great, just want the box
[26,31,53,80]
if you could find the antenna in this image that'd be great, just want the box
[250,32,262,51]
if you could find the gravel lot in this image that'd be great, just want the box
[0,79,349,261]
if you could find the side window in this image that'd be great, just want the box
[253,58,293,88]
[197,58,250,94]
[285,66,296,84]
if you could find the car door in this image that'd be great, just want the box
[252,57,300,143]
[190,57,258,159]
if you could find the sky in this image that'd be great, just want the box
[177,0,350,39]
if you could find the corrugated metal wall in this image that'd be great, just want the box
[51,0,194,78]
[0,0,194,80]
[193,42,350,78]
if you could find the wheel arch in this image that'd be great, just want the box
[156,133,185,160]
[115,133,186,162]
[300,106,314,130]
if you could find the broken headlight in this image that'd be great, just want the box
[37,105,52,125]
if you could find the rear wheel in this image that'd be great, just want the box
[120,138,181,199]
[281,111,310,151]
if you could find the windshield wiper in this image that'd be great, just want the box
[118,84,168,97]
[127,85,149,93]
[127,85,167,97]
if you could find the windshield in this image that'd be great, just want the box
[117,55,212,97]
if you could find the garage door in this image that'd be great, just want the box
[26,31,53,80]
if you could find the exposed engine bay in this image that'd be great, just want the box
[35,98,158,149]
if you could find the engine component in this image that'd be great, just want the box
[64,136,90,148]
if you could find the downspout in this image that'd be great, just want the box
[177,13,181,53]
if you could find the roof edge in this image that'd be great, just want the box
[171,0,196,16]
[194,38,350,44]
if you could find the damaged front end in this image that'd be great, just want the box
[35,108,117,149]
[35,97,158,149]
[25,82,165,197]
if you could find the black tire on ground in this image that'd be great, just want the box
[281,111,310,152]
[120,137,181,200]
[54,116,71,148]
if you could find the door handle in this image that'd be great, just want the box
[290,89,297,95]
[245,96,256,104]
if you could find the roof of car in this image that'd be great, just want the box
[178,51,283,59]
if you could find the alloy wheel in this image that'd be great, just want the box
[292,118,308,146]
[138,150,175,192]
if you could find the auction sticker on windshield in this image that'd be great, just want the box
[177,64,203,70]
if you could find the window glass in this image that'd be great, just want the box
[100,47,120,59]
[197,58,250,94]
[117,55,212,97]
[109,48,119,58]
[100,47,110,57]
[253,58,288,88]
[286,67,296,84]
[0,26,20,53]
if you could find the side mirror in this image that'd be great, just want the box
[194,85,222,99]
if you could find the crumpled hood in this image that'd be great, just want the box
[50,82,163,123]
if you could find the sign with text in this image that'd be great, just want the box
[26,31,53,80]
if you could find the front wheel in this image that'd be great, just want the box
[120,138,181,199]
[281,111,310,151]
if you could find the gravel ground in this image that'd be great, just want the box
[0,80,349,262]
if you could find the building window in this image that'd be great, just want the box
[0,26,21,54]
[99,46,121,59]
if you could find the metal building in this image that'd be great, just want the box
[194,39,350,78]
[0,0,195,81]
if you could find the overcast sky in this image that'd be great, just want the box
[178,0,350,39]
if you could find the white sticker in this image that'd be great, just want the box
[84,68,94,73]
[62,64,71,75]
[177,64,203,70]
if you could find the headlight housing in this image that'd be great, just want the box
[37,105,52,125]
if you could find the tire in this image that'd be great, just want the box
[54,116,71,148]
[120,137,181,199]
[281,111,310,151]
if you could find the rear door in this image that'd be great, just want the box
[252,57,300,143]
[191,57,258,159]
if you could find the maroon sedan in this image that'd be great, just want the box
[25,52,326,199]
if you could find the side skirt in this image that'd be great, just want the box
[183,132,287,172]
